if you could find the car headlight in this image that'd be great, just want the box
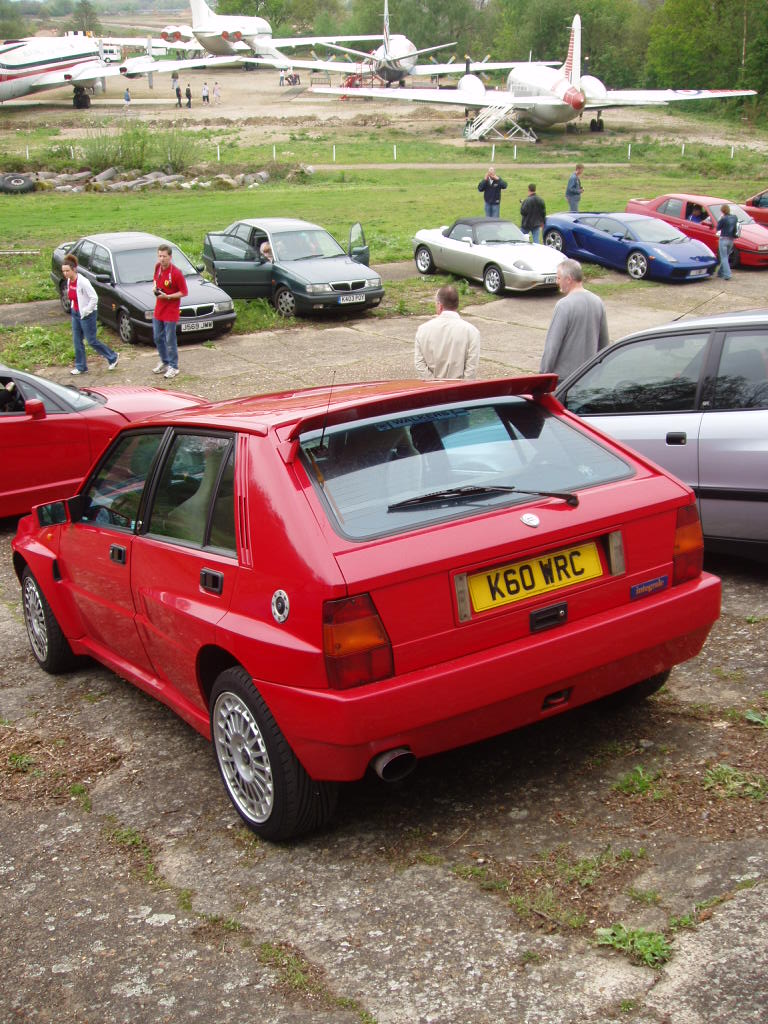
[213,299,234,312]
[144,310,153,321]
[654,248,675,262]
[368,276,382,288]
[305,283,334,294]
[512,260,532,272]
[758,245,768,252]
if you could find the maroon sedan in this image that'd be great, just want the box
[0,363,207,517]
[625,193,768,267]
[13,376,721,840]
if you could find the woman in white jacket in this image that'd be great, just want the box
[61,255,118,375]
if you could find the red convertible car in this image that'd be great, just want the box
[13,376,721,840]
[741,188,768,226]
[0,363,207,517]
[625,193,768,267]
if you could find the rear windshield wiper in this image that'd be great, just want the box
[387,484,579,511]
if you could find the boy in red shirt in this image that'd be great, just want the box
[152,244,188,379]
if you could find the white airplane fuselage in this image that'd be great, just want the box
[370,35,418,82]
[0,36,101,100]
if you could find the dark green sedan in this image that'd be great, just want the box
[202,218,384,317]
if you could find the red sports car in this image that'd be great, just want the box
[625,193,768,267]
[0,363,207,517]
[12,376,721,840]
[741,188,768,226]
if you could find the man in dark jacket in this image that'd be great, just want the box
[716,204,739,280]
[478,167,507,218]
[520,183,546,243]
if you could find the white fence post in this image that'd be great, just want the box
[393,144,397,161]
[627,144,631,161]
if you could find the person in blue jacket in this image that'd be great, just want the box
[478,167,507,218]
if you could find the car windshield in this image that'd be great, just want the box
[272,229,345,261]
[631,220,688,243]
[300,398,632,540]
[475,222,527,244]
[28,376,99,411]
[707,203,752,225]
[113,245,197,283]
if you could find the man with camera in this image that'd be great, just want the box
[478,166,507,218]
[152,244,188,380]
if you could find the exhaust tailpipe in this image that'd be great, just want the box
[371,747,416,782]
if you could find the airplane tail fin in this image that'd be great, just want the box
[561,14,581,89]
[189,0,215,28]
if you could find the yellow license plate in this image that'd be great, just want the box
[467,542,603,613]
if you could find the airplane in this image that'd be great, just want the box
[0,34,234,108]
[170,0,382,60]
[243,0,530,85]
[313,14,757,141]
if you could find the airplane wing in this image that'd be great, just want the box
[411,60,554,76]
[313,83,563,110]
[586,88,756,109]
[118,54,240,77]
[241,55,356,73]
[269,35,382,49]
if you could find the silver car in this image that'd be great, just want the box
[413,217,566,294]
[555,310,768,556]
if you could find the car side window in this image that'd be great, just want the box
[233,223,253,243]
[448,224,472,241]
[79,432,164,530]
[562,333,709,414]
[147,433,235,551]
[595,218,625,237]
[76,240,95,269]
[713,332,768,410]
[210,235,255,262]
[90,245,111,277]
[658,199,683,218]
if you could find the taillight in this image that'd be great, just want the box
[323,594,393,690]
[673,503,704,585]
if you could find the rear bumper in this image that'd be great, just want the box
[258,572,721,781]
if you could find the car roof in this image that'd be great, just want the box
[75,232,173,251]
[619,308,768,344]
[657,193,733,205]
[230,218,323,232]
[136,376,558,439]
[451,217,515,226]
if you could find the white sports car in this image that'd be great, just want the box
[413,217,566,294]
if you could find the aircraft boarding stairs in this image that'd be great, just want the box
[464,103,539,143]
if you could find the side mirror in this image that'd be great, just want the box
[36,500,68,527]
[195,263,205,273]
[67,493,87,523]
[25,399,46,420]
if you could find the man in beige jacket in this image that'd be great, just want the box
[414,285,481,380]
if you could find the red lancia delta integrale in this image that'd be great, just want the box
[12,376,721,839]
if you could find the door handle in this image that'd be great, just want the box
[666,432,687,446]
[200,568,224,595]
[109,544,127,564]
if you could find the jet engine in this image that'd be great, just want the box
[580,75,607,101]
[456,73,486,100]
[160,25,193,42]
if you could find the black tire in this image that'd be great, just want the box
[273,286,297,317]
[483,263,504,295]
[589,118,599,132]
[210,666,338,840]
[414,245,436,274]
[544,229,565,251]
[626,250,649,280]
[21,567,74,674]
[73,90,91,109]
[609,671,670,707]
[117,311,137,345]
[1,173,35,194]
[58,279,71,315]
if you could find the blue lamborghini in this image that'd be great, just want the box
[543,212,717,281]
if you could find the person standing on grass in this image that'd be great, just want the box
[151,244,187,380]
[565,163,584,212]
[520,183,546,243]
[478,166,507,218]
[61,255,118,376]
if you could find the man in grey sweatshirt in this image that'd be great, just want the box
[539,259,608,380]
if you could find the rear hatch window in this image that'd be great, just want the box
[299,398,633,541]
